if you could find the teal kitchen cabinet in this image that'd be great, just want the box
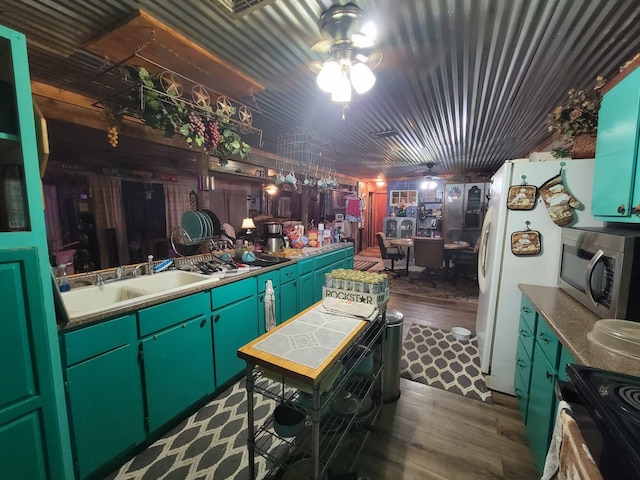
[517,294,571,473]
[0,24,73,480]
[279,263,298,323]
[139,292,214,433]
[592,66,640,220]
[61,315,144,479]
[257,270,280,335]
[342,244,355,268]
[212,278,258,387]
[297,258,315,312]
[312,250,346,303]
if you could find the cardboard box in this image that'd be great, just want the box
[322,286,389,306]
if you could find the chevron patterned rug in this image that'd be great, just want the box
[400,324,493,404]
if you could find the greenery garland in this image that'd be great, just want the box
[106,67,251,166]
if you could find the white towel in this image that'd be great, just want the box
[542,400,572,480]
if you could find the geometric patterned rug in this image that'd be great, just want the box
[400,324,493,404]
[104,378,280,480]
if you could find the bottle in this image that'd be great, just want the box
[58,264,70,292]
[1,164,29,231]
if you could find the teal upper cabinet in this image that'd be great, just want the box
[0,24,73,480]
[592,66,640,220]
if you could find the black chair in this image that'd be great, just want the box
[376,232,404,272]
[413,237,444,287]
[452,239,480,280]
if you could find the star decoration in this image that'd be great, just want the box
[238,105,252,126]
[216,96,234,117]
[191,85,210,107]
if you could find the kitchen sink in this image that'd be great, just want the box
[60,270,220,318]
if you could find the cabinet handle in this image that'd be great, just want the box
[546,371,554,380]
[259,295,264,303]
[214,314,221,323]
[519,329,529,337]
[632,205,640,215]
[182,323,186,328]
[516,359,526,368]
[200,318,207,328]
[539,333,550,344]
[521,307,530,313]
[618,204,626,214]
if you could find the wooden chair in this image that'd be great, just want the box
[376,232,404,272]
[413,237,444,287]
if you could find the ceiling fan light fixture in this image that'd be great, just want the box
[350,62,375,94]
[316,60,341,93]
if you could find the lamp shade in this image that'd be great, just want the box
[241,217,256,231]
[316,60,341,93]
[331,74,352,103]
[350,62,376,94]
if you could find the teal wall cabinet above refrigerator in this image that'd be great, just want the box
[592,66,640,220]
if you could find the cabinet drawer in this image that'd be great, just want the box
[315,250,343,269]
[342,245,355,258]
[139,291,210,337]
[515,337,533,388]
[519,296,537,334]
[518,315,535,361]
[536,319,561,369]
[297,258,314,276]
[212,277,256,309]
[64,314,134,366]
[256,270,279,293]
[279,264,297,284]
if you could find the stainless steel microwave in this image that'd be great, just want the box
[559,227,640,320]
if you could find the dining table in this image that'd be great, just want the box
[389,237,413,276]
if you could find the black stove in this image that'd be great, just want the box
[565,364,640,480]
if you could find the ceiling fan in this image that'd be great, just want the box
[309,3,383,102]
[421,162,444,179]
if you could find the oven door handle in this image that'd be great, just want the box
[584,248,604,308]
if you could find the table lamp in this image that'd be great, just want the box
[241,217,256,235]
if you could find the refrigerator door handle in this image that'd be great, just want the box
[478,206,493,292]
[584,248,604,308]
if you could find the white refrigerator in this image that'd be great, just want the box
[475,155,603,395]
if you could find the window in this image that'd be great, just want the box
[389,190,418,207]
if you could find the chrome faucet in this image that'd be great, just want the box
[96,273,105,286]
[116,265,125,279]
[133,265,143,277]
[148,255,154,275]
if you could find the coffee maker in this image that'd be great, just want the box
[263,222,284,252]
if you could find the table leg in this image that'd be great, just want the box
[245,364,256,480]
[405,246,411,275]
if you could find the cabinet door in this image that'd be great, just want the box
[213,294,258,387]
[0,248,71,480]
[527,348,557,473]
[66,344,144,479]
[313,265,331,304]
[298,273,314,312]
[142,315,214,432]
[280,279,298,324]
[592,67,640,218]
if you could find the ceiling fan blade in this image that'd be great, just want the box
[311,39,333,52]
[308,61,323,74]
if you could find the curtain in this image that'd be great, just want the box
[90,177,129,267]
[121,181,167,262]
[42,184,63,255]
[211,188,248,232]
[164,183,190,236]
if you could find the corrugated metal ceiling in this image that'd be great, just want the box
[3,0,640,180]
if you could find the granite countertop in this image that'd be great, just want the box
[518,284,640,377]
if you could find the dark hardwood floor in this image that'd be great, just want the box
[350,247,538,479]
